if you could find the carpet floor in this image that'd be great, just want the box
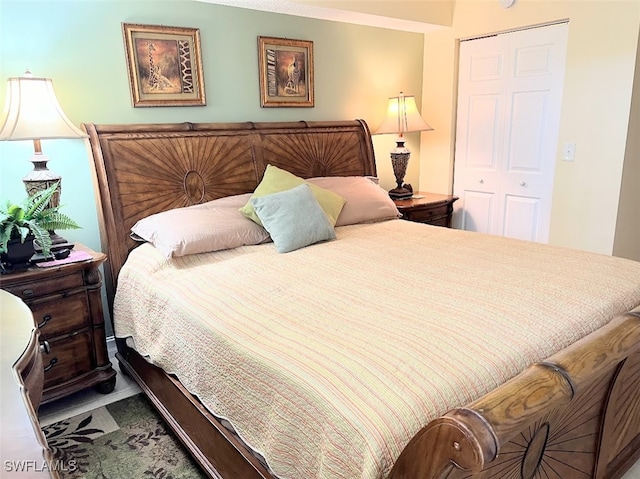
[42,393,207,479]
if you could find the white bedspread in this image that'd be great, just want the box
[113,219,640,479]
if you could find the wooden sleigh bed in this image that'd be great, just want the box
[84,119,640,479]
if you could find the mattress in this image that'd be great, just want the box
[113,219,640,479]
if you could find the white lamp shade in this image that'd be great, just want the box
[0,75,87,141]
[374,93,433,136]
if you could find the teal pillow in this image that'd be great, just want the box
[250,183,336,253]
[240,164,345,226]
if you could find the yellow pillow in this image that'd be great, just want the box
[241,165,345,226]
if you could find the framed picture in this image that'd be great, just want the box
[122,23,206,107]
[258,36,314,108]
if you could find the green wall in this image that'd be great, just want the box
[0,0,423,333]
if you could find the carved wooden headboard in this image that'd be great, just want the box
[83,120,377,307]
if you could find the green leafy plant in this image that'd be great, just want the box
[0,183,81,259]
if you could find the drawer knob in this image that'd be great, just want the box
[44,357,58,372]
[40,341,51,354]
[479,179,484,184]
[38,314,52,328]
[520,180,527,187]
[22,289,34,297]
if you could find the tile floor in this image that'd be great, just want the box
[627,460,640,479]
[38,339,640,479]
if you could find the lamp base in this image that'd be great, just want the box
[388,138,414,200]
[23,150,62,203]
[388,185,413,200]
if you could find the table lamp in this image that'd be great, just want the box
[374,92,433,200]
[0,70,87,249]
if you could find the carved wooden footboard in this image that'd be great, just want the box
[85,120,640,479]
[390,310,640,479]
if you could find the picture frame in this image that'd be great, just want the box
[258,36,314,108]
[122,23,206,107]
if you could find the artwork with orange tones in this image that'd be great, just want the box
[123,23,206,107]
[258,36,314,108]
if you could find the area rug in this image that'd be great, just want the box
[42,394,208,479]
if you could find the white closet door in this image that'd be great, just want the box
[453,23,568,243]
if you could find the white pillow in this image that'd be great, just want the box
[131,193,271,258]
[306,176,400,226]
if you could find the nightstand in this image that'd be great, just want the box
[0,243,116,404]
[393,192,458,227]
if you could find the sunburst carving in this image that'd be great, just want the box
[106,134,257,230]
[451,369,616,479]
[262,131,368,178]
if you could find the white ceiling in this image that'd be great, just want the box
[194,0,442,33]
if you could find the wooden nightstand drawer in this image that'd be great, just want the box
[403,204,450,223]
[30,290,90,339]
[3,271,84,300]
[394,193,458,228]
[43,331,93,389]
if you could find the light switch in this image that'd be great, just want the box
[563,143,576,162]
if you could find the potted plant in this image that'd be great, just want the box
[0,183,80,270]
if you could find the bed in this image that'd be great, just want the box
[84,119,640,479]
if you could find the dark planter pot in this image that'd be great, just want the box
[1,235,36,272]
